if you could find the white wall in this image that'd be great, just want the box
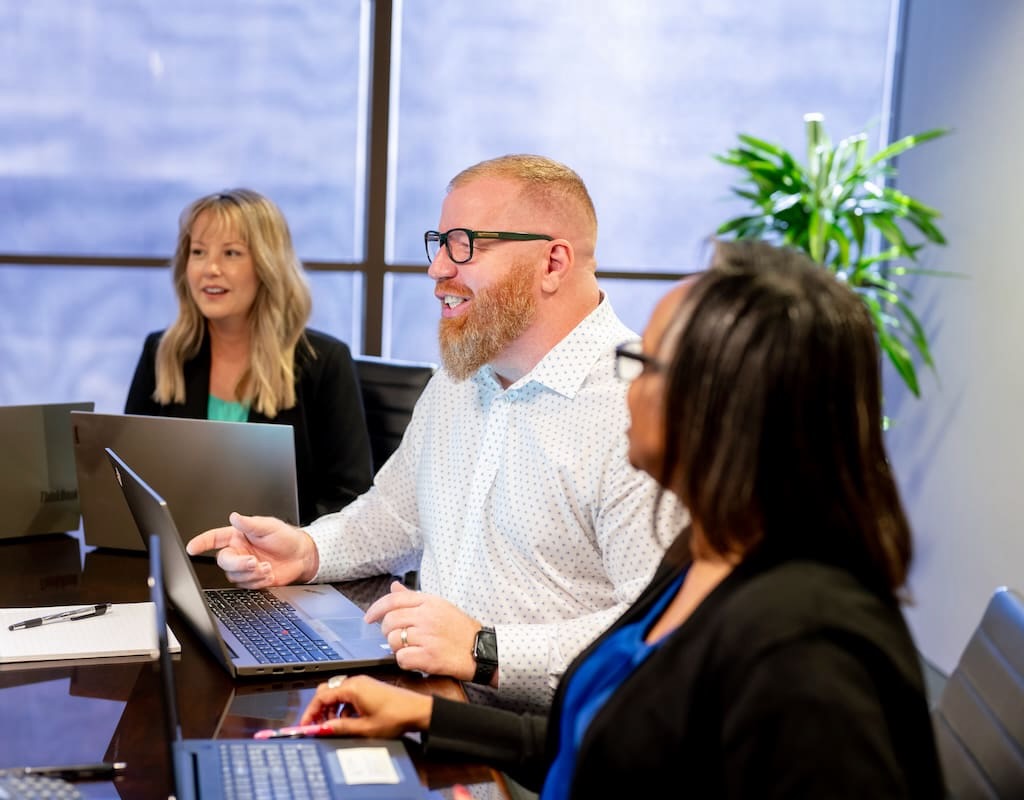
[886,0,1024,672]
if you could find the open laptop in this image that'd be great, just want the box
[147,534,428,800]
[0,401,94,539]
[72,411,300,551]
[108,447,396,677]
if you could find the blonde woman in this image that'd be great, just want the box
[125,189,371,522]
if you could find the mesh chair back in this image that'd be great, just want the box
[354,356,436,474]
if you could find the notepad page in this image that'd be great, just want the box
[0,602,180,663]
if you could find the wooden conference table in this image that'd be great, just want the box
[0,533,511,800]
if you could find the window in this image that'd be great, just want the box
[0,0,896,410]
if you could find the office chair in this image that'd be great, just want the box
[354,355,436,591]
[354,355,436,475]
[931,586,1024,798]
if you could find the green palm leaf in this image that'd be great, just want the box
[713,113,952,404]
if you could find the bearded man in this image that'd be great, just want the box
[187,155,687,713]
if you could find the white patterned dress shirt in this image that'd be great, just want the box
[305,296,687,712]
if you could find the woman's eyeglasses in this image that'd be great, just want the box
[614,340,667,382]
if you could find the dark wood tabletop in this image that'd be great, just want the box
[0,533,509,799]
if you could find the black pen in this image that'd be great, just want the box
[8,603,113,631]
[3,762,126,781]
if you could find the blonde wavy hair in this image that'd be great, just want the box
[153,188,313,418]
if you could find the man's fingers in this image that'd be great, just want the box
[216,546,260,572]
[229,512,282,540]
[185,526,235,555]
[364,591,405,622]
[228,574,273,590]
[364,584,422,623]
[218,549,275,590]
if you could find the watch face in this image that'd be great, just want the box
[474,627,498,665]
[472,627,498,685]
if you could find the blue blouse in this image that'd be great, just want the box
[540,569,687,799]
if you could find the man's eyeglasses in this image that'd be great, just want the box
[614,340,667,382]
[424,228,553,265]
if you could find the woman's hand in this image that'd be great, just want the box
[300,674,433,738]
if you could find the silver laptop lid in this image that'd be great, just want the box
[73,411,299,550]
[0,401,94,538]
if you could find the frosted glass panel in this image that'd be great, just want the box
[0,0,898,403]
[0,1,366,261]
[384,273,440,364]
[600,278,686,340]
[389,0,894,272]
[0,265,175,412]
[308,270,363,355]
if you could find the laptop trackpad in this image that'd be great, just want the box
[320,617,394,659]
[322,617,380,640]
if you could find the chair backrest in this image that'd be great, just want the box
[932,586,1024,798]
[354,355,436,474]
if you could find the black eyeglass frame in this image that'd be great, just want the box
[614,341,668,382]
[424,228,554,265]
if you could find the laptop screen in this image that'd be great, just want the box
[149,532,190,799]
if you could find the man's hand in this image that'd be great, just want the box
[364,581,488,683]
[185,512,319,588]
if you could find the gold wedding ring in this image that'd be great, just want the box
[400,628,409,648]
[327,675,346,689]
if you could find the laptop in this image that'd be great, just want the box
[72,410,300,551]
[0,401,94,539]
[107,447,396,677]
[147,534,428,800]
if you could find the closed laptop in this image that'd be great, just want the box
[0,401,94,539]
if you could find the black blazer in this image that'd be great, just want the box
[424,540,944,799]
[125,328,372,524]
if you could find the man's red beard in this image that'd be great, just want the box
[438,260,537,381]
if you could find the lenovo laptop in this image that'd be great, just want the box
[147,534,427,800]
[108,447,396,677]
[72,411,300,551]
[0,401,93,539]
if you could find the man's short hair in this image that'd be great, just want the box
[449,154,598,241]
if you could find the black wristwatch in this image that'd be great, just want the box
[471,626,498,685]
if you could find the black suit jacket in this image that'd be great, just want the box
[425,540,944,799]
[125,328,372,524]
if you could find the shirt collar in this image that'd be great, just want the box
[473,294,619,399]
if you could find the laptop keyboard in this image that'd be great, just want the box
[220,742,329,800]
[207,589,342,664]
[0,774,82,800]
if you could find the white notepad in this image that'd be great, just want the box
[0,602,180,664]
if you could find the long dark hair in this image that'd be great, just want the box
[659,239,912,594]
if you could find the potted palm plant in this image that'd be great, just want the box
[714,112,950,398]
